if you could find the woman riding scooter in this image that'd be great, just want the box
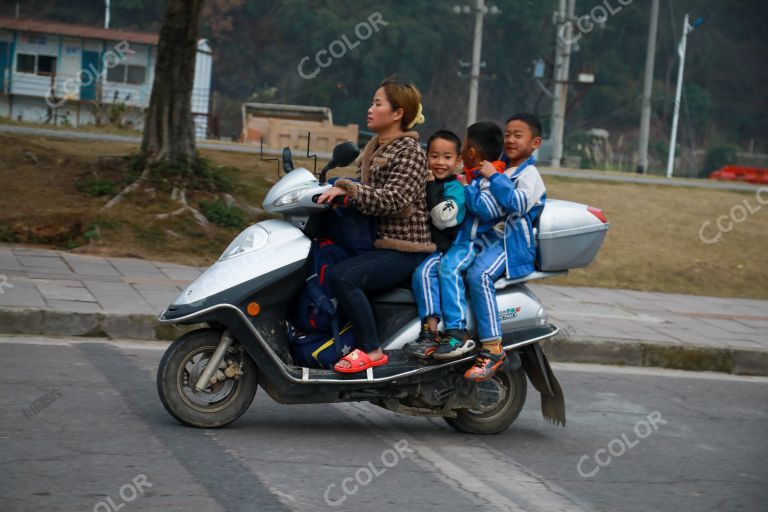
[316,78,435,373]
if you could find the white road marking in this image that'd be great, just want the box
[335,402,591,512]
[0,335,169,350]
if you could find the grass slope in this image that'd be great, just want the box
[0,132,765,298]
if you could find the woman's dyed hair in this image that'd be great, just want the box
[379,78,423,131]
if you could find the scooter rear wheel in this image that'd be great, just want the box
[157,328,258,428]
[445,366,527,435]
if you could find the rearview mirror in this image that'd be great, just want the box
[319,142,360,184]
[282,146,294,173]
[331,142,360,168]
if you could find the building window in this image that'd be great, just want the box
[16,53,57,75]
[37,55,56,76]
[106,64,125,83]
[126,65,146,85]
[106,64,147,85]
[16,53,36,73]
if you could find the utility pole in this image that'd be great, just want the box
[105,0,111,29]
[467,0,485,126]
[666,14,703,178]
[550,0,575,168]
[637,0,659,174]
[454,1,499,126]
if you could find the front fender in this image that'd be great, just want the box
[170,219,310,308]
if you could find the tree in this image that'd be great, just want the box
[103,0,213,227]
[140,0,205,167]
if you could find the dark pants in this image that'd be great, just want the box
[327,249,426,352]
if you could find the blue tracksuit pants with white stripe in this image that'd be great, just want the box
[412,251,442,321]
[412,242,476,328]
[466,233,507,342]
[413,238,506,340]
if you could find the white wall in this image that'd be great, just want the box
[0,96,9,117]
[192,39,212,139]
[9,32,58,97]
[101,42,154,107]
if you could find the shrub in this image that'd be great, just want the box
[75,178,117,197]
[200,199,246,229]
[702,144,740,177]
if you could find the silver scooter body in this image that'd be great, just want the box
[166,164,606,344]
[157,144,609,430]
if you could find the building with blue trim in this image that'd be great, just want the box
[0,17,211,138]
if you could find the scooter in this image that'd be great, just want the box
[156,142,610,434]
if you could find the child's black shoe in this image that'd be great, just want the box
[403,328,441,359]
[432,329,476,360]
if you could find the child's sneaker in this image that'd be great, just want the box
[464,350,507,381]
[432,329,476,360]
[403,328,441,359]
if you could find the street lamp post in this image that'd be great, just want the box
[666,14,703,178]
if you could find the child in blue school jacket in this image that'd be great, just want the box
[462,113,546,381]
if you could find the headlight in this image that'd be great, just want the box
[219,225,269,260]
[272,188,308,207]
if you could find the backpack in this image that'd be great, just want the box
[320,202,377,254]
[287,200,377,369]
[289,322,356,369]
[288,238,357,369]
[291,238,349,334]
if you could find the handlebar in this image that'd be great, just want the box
[311,194,358,208]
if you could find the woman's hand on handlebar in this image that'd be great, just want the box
[316,186,347,205]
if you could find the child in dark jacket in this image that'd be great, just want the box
[407,123,506,359]
[406,130,467,357]
[425,131,466,252]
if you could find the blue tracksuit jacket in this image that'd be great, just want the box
[456,156,546,278]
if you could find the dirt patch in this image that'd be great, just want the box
[0,133,276,264]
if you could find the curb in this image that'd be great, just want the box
[542,336,768,377]
[1,308,767,377]
[0,308,198,342]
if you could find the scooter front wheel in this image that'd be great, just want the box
[157,328,258,428]
[445,365,527,435]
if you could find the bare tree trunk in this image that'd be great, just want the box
[141,0,205,167]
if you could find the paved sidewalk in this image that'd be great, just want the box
[1,245,767,375]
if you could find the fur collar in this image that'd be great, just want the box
[359,131,420,185]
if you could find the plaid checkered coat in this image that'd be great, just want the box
[335,132,436,253]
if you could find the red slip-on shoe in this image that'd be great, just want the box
[334,349,389,374]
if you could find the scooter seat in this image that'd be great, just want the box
[369,286,416,305]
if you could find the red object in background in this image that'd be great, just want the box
[709,165,768,184]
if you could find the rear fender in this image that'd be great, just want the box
[519,343,566,426]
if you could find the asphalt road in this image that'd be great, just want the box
[1,335,766,512]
